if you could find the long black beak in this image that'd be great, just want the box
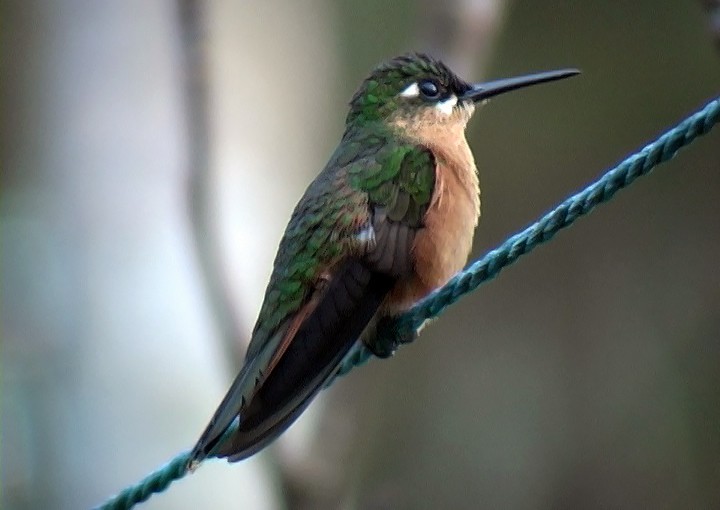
[460,68,580,102]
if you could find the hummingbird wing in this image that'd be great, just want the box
[189,135,436,463]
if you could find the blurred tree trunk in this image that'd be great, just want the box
[701,0,720,49]
[1,1,337,508]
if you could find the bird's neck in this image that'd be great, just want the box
[391,116,479,205]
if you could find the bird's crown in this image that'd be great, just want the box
[347,53,471,125]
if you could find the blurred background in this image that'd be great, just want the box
[2,1,720,509]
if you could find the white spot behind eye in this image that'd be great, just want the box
[435,94,458,115]
[400,82,420,98]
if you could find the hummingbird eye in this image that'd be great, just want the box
[418,80,441,100]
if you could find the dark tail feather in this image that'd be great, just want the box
[215,259,393,461]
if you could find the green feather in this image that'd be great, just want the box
[247,114,435,361]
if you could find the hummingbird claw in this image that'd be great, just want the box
[364,316,418,358]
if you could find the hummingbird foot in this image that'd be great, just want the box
[363,315,418,358]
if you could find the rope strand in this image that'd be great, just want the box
[95,97,720,510]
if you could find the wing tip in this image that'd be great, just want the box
[186,439,214,469]
[187,457,202,473]
[187,414,241,469]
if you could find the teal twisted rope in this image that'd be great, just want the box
[93,452,190,509]
[334,96,720,377]
[95,97,719,510]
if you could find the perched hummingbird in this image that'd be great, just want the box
[189,53,578,464]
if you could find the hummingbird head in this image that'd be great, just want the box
[347,53,579,137]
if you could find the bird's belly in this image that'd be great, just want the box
[385,163,480,312]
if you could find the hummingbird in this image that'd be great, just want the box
[189,53,578,465]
